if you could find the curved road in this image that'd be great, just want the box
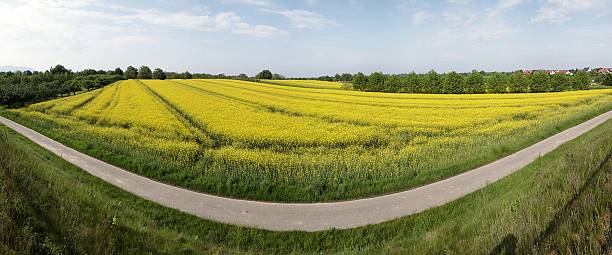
[1,110,611,232]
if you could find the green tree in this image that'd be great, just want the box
[340,73,353,82]
[113,68,123,76]
[529,71,550,92]
[49,65,70,75]
[272,73,285,80]
[571,71,590,90]
[366,72,385,92]
[465,71,485,93]
[351,72,368,91]
[137,66,152,79]
[509,72,531,93]
[402,72,419,93]
[550,73,568,91]
[182,71,193,79]
[237,74,249,80]
[601,73,612,86]
[486,72,508,93]
[444,71,464,94]
[384,75,401,92]
[425,70,442,93]
[80,69,98,76]
[256,70,273,79]
[49,64,70,75]
[152,68,166,80]
[124,66,138,79]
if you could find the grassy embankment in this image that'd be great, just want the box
[1,119,610,254]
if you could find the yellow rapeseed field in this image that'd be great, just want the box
[10,79,612,201]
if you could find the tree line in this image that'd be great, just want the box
[2,65,610,107]
[349,70,596,94]
[0,65,123,107]
[261,69,612,92]
[0,64,262,107]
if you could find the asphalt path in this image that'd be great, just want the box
[1,110,610,232]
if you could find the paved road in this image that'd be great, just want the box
[1,110,610,232]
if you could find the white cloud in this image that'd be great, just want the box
[0,0,285,53]
[446,0,475,5]
[411,11,430,24]
[428,8,516,47]
[221,0,273,7]
[120,9,286,37]
[531,0,610,23]
[488,0,523,17]
[262,9,338,29]
[469,21,515,41]
[498,0,523,9]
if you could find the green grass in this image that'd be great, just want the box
[1,119,610,254]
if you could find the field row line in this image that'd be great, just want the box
[231,79,606,102]
[136,80,230,149]
[178,80,376,128]
[198,79,575,112]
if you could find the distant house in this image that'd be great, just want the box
[598,68,611,74]
[520,67,608,76]
[547,70,573,75]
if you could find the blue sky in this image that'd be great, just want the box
[0,0,611,76]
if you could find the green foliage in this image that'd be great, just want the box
[152,68,166,80]
[366,72,385,92]
[550,73,568,92]
[49,64,70,75]
[0,65,123,107]
[339,73,353,82]
[401,72,419,93]
[486,72,508,93]
[529,71,551,92]
[603,73,612,86]
[350,70,592,94]
[509,72,531,93]
[124,66,138,79]
[236,74,249,80]
[421,70,441,93]
[256,70,273,79]
[351,72,368,90]
[444,71,464,94]
[383,75,402,92]
[271,73,285,80]
[465,70,485,93]
[571,71,590,90]
[137,66,152,79]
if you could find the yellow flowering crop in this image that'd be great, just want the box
[12,79,612,200]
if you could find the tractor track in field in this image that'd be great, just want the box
[135,80,225,149]
[0,109,610,231]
